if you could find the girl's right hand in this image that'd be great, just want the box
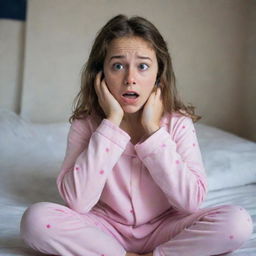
[94,71,124,126]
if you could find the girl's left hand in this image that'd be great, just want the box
[141,87,164,135]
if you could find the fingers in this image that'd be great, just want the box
[150,87,162,102]
[94,72,124,122]
[95,71,110,107]
[94,71,103,97]
[156,87,163,102]
[101,78,110,96]
[152,87,164,112]
[94,71,101,88]
[94,71,110,97]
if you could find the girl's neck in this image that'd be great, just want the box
[121,110,142,127]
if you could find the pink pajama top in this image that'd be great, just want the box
[56,111,208,228]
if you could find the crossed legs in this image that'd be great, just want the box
[20,202,253,256]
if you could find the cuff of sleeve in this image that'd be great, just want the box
[134,127,176,159]
[96,119,131,149]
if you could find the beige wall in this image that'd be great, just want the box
[0,19,25,113]
[0,0,255,141]
[242,0,256,141]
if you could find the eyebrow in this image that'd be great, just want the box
[109,55,152,62]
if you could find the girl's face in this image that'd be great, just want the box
[103,36,158,114]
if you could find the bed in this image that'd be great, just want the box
[0,108,255,256]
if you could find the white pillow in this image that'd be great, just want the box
[195,122,256,191]
[0,108,69,167]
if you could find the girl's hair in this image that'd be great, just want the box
[69,14,202,124]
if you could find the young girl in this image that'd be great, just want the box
[20,14,253,256]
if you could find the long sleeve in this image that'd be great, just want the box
[56,118,131,214]
[134,116,208,215]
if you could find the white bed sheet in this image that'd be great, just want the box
[0,109,255,255]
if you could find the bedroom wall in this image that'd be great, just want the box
[0,20,25,113]
[0,0,255,141]
[242,0,256,142]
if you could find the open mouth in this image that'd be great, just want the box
[121,91,140,104]
[122,92,139,99]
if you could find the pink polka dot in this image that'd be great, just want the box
[192,130,195,133]
[99,170,104,175]
[161,144,166,147]
[75,166,80,171]
[229,235,234,240]
[175,160,180,164]
[182,125,186,129]
[94,222,99,226]
[105,148,110,152]
[192,143,196,147]
[46,224,51,229]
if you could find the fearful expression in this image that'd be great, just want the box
[103,36,158,114]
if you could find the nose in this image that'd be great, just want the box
[124,67,136,85]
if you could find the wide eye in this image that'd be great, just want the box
[138,63,149,71]
[112,63,124,70]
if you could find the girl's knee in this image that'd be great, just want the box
[20,202,56,244]
[222,205,253,246]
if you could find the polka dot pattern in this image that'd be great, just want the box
[159,121,198,152]
[158,122,199,167]
[99,170,104,175]
[46,224,51,229]
[180,124,197,148]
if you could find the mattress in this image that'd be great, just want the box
[0,109,255,255]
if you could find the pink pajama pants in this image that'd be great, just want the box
[20,202,253,256]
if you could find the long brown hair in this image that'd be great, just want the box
[69,14,202,124]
